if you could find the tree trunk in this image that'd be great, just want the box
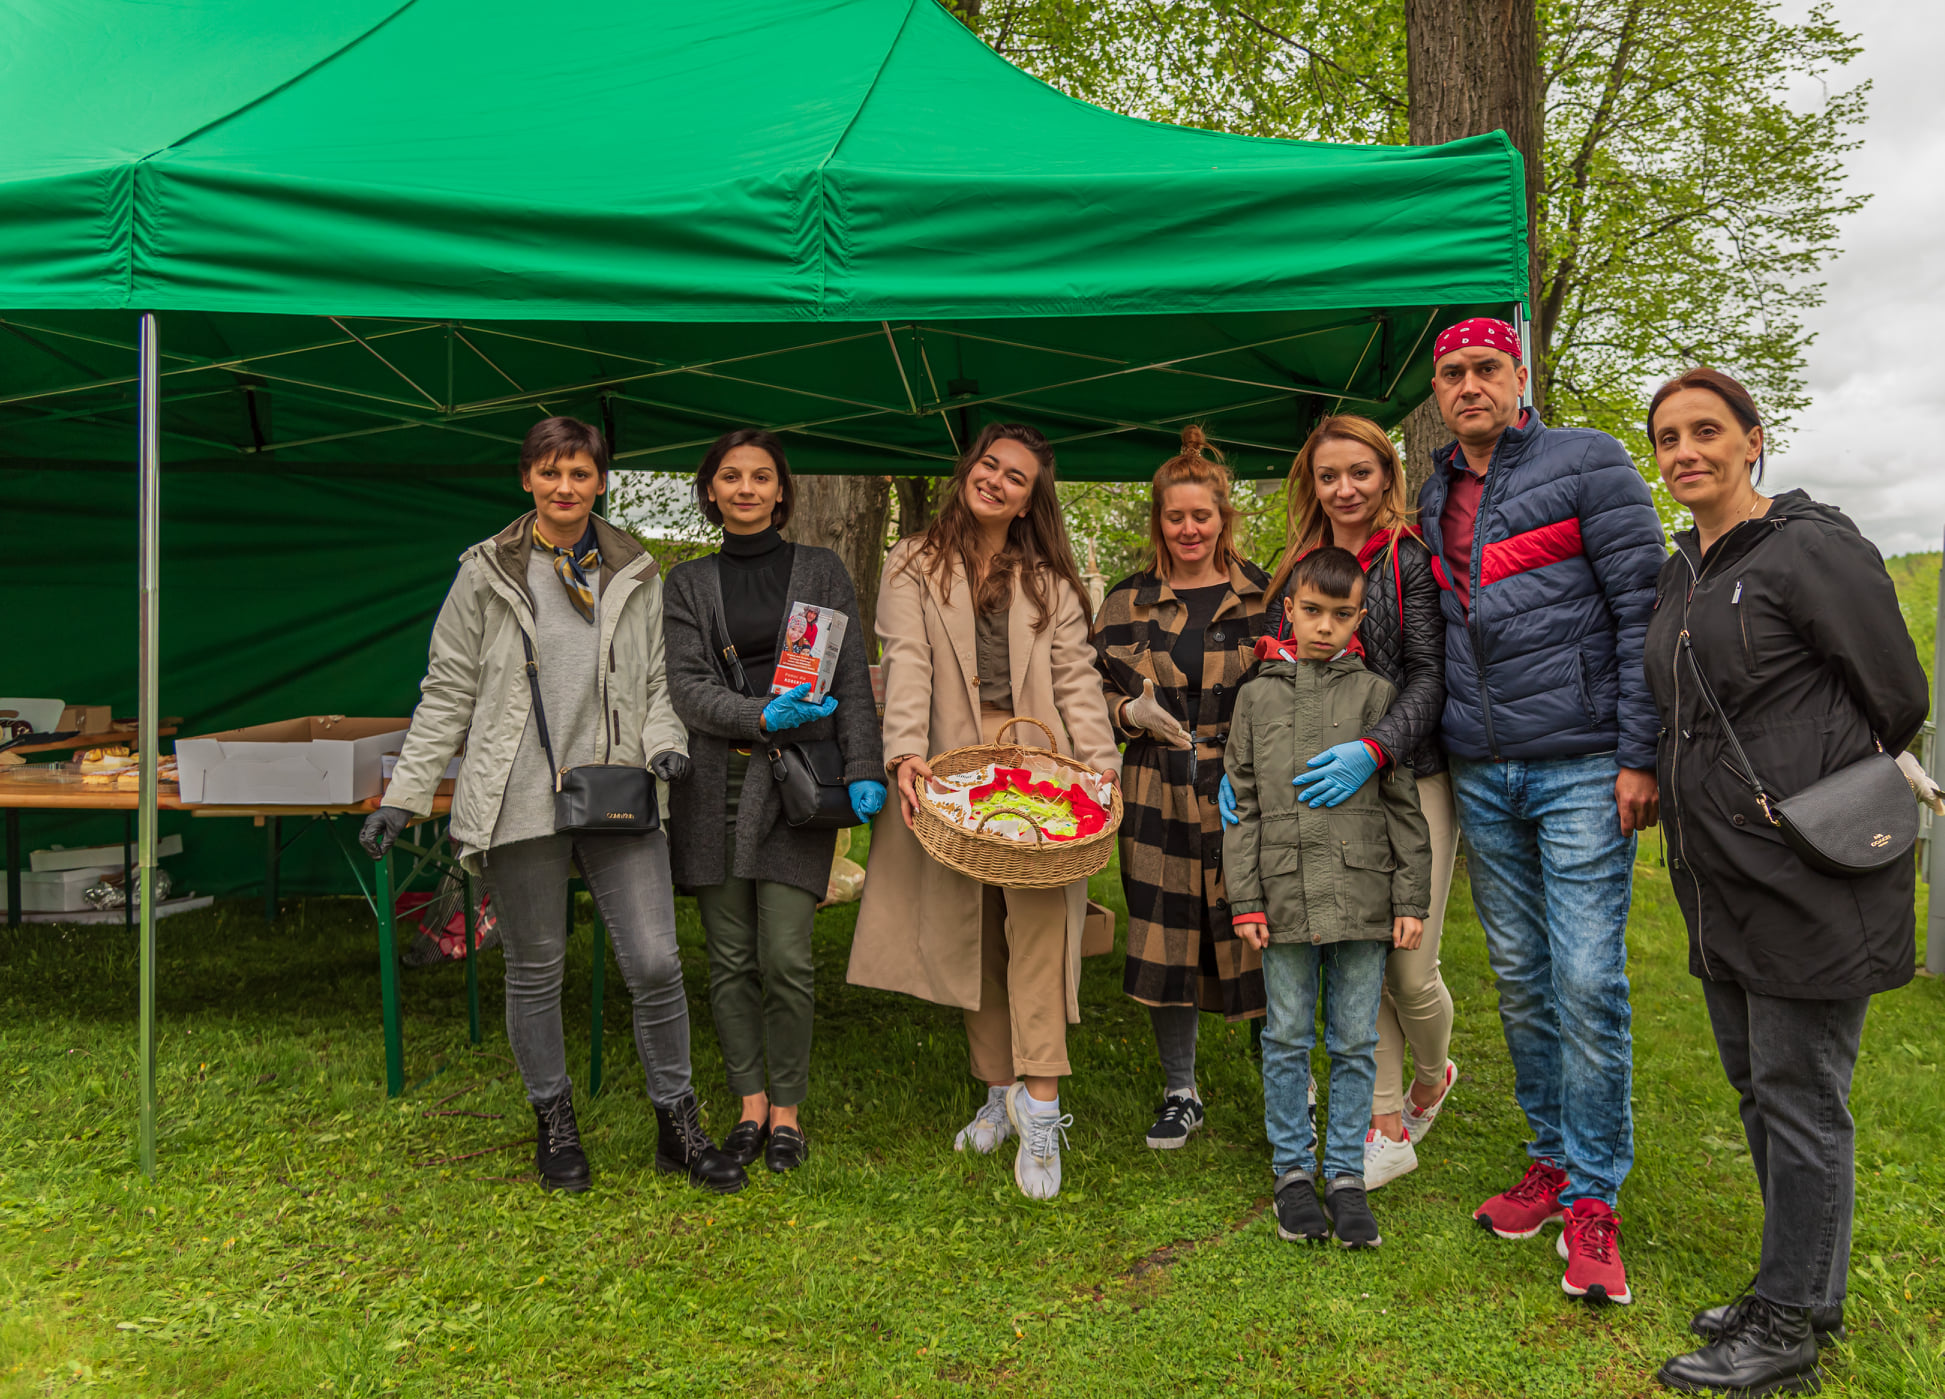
[893,476,940,540]
[782,475,892,658]
[1404,0,1544,492]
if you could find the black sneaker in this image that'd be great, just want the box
[720,1118,768,1169]
[1274,1173,1330,1242]
[654,1093,749,1195]
[532,1091,591,1194]
[1325,1177,1381,1249]
[1144,1093,1205,1149]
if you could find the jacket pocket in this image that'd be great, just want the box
[1574,651,1597,727]
[1337,840,1397,927]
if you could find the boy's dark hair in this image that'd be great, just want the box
[520,416,609,479]
[1290,545,1367,603]
[695,428,794,530]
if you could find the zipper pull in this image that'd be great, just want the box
[1731,581,1742,604]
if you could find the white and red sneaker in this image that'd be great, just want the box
[1401,1059,1459,1146]
[1472,1159,1568,1239]
[1558,1198,1632,1305]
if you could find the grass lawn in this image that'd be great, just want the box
[3,845,1941,1398]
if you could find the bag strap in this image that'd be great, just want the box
[520,631,562,790]
[705,557,757,700]
[1678,629,1770,804]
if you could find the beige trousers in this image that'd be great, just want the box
[961,706,1073,1081]
[1372,770,1459,1116]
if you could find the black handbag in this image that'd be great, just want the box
[708,577,856,831]
[1680,631,1914,877]
[521,633,659,834]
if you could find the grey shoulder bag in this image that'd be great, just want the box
[707,566,855,831]
[521,632,659,834]
[1680,630,1913,877]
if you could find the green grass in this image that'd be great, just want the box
[1887,552,1940,695]
[3,851,1941,1398]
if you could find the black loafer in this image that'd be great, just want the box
[721,1118,768,1169]
[765,1124,809,1173]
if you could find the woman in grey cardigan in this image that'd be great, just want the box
[662,429,886,1173]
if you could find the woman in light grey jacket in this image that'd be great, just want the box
[662,428,885,1174]
[363,417,745,1197]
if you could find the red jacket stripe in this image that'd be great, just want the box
[1479,518,1584,590]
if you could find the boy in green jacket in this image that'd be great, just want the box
[1225,547,1431,1249]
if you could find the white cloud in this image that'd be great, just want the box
[1768,0,1945,558]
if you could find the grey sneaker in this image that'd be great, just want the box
[1004,1084,1072,1201]
[953,1087,1014,1155]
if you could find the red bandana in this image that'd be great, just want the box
[1433,317,1522,363]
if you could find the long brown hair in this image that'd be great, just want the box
[1267,414,1414,603]
[904,422,1090,629]
[1147,424,1244,580]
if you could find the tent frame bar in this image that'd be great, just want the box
[136,312,160,1178]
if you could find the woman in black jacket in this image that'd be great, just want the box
[662,429,886,1175]
[1643,369,1933,1396]
[1226,413,1456,1192]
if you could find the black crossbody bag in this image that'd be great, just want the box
[521,633,659,834]
[1680,630,1914,877]
[707,576,855,831]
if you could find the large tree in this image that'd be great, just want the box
[950,0,1867,501]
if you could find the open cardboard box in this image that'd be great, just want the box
[175,717,409,806]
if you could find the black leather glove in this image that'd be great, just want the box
[359,805,413,859]
[649,750,692,784]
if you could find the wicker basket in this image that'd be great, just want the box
[912,717,1122,890]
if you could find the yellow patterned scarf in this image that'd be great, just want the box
[536,522,600,625]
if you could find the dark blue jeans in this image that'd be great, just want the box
[1450,754,1636,1205]
[1703,978,1869,1311]
[1262,939,1390,1182]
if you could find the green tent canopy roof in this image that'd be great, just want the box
[0,0,1525,480]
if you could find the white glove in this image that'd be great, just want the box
[1895,750,1945,815]
[1122,678,1192,750]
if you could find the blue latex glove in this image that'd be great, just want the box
[761,682,838,733]
[1291,739,1380,808]
[849,779,887,825]
[1218,773,1240,827]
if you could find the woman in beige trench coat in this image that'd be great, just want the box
[848,423,1120,1200]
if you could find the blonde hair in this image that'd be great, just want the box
[1147,425,1243,581]
[1266,414,1413,602]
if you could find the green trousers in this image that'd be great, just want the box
[693,750,821,1107]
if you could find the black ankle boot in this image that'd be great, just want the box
[1658,1294,1820,1395]
[654,1093,749,1195]
[1693,1287,1846,1348]
[532,1091,591,1193]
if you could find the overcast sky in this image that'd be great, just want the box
[1771,0,1945,559]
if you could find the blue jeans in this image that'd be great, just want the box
[1449,754,1636,1206]
[1262,939,1390,1182]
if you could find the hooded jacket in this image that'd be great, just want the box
[1223,653,1431,945]
[1644,490,1929,1000]
[385,513,687,859]
[1418,413,1666,769]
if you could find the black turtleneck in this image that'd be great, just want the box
[718,525,794,693]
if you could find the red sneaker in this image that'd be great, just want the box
[1472,1159,1568,1239]
[1558,1198,1632,1305]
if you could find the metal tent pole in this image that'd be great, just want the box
[1928,534,1945,977]
[1513,303,1535,408]
[137,312,161,1176]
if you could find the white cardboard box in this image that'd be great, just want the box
[0,865,119,913]
[32,834,183,873]
[175,717,409,806]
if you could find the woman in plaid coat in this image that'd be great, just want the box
[1092,426,1276,1150]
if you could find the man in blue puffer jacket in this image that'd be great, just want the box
[1416,318,1665,1308]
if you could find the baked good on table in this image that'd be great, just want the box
[78,745,135,774]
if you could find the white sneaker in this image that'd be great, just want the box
[953,1089,1014,1154]
[1363,1127,1419,1190]
[1401,1059,1459,1146]
[1005,1084,1072,1201]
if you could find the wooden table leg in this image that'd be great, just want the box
[5,807,19,929]
[264,816,280,923]
[462,868,480,1046]
[375,849,403,1097]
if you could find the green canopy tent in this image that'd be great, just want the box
[0,0,1525,1168]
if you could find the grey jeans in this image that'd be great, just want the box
[1701,977,1871,1311]
[485,831,692,1109]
